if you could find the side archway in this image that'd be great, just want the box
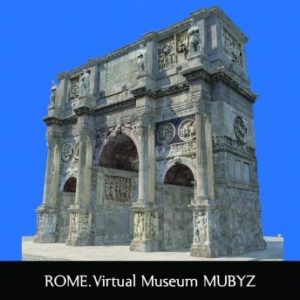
[158,162,195,250]
[57,176,77,242]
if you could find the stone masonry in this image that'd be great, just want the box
[34,6,266,257]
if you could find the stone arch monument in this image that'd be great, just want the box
[34,6,265,257]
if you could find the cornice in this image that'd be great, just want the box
[43,115,77,127]
[181,67,257,103]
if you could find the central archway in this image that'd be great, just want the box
[100,134,139,172]
[157,163,194,250]
[93,132,139,245]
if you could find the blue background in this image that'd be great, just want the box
[0,0,299,260]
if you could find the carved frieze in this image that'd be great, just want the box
[104,176,132,202]
[212,135,255,160]
[158,36,176,69]
[178,119,196,141]
[222,28,243,67]
[176,30,188,59]
[156,141,196,158]
[68,77,79,100]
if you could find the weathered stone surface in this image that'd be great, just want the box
[34,6,265,257]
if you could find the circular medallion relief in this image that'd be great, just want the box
[157,122,175,145]
[61,142,74,162]
[178,119,196,141]
[234,116,247,143]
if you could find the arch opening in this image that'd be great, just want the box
[99,134,138,172]
[164,164,194,187]
[63,177,77,193]
[158,162,195,251]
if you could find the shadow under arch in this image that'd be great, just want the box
[99,131,139,172]
[95,128,141,167]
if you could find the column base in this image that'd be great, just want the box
[190,243,218,258]
[130,239,158,252]
[66,207,91,246]
[33,233,56,243]
[34,206,57,244]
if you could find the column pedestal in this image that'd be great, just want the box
[33,205,57,243]
[130,203,158,252]
[190,200,220,258]
[66,205,91,246]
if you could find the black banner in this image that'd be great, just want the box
[0,262,299,298]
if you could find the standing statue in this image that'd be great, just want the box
[137,45,146,74]
[79,69,90,97]
[49,81,57,106]
[188,23,200,54]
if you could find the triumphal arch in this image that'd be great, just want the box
[34,6,266,257]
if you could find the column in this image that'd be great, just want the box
[66,126,93,246]
[34,133,62,243]
[190,111,219,257]
[130,109,158,252]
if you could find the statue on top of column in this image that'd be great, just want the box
[188,21,201,54]
[49,81,57,107]
[79,69,90,97]
[137,44,147,74]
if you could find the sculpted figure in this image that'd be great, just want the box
[79,69,90,97]
[194,212,207,244]
[188,23,200,54]
[50,81,57,106]
[135,213,144,239]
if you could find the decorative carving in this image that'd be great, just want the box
[61,142,74,162]
[73,140,80,161]
[146,211,158,239]
[234,116,247,143]
[158,37,176,69]
[156,141,196,158]
[68,77,79,100]
[155,82,189,97]
[188,24,200,54]
[134,212,144,240]
[193,211,207,244]
[157,122,175,145]
[212,135,255,160]
[176,30,188,58]
[104,176,132,202]
[79,69,90,97]
[178,119,196,141]
[222,28,243,67]
[49,81,57,107]
[37,212,56,235]
[68,212,90,237]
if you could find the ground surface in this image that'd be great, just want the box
[22,236,283,261]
